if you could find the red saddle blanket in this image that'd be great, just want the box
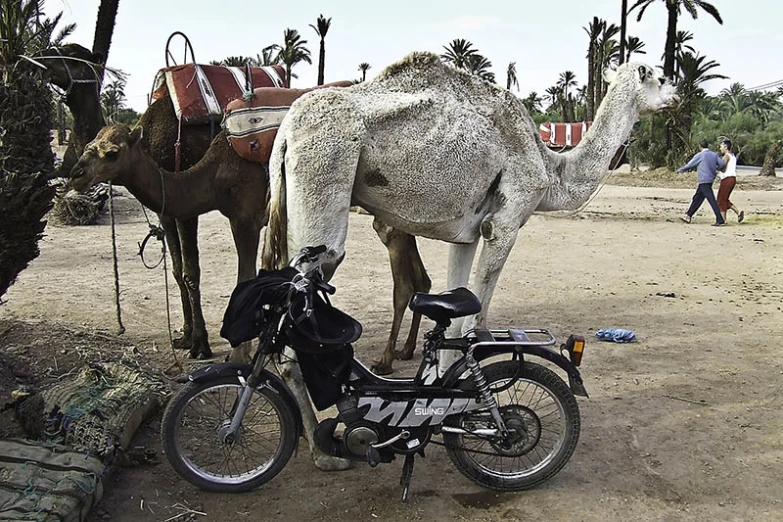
[539,121,593,148]
[150,63,287,124]
[222,80,353,164]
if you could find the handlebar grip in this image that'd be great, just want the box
[316,280,336,295]
[306,245,327,256]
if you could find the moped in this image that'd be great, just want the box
[161,246,588,500]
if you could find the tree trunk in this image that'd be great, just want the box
[586,38,595,121]
[92,0,120,82]
[760,140,781,176]
[618,0,628,66]
[663,1,678,78]
[317,39,325,85]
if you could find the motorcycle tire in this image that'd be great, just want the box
[444,361,580,491]
[161,376,298,493]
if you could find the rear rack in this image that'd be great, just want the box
[470,328,557,349]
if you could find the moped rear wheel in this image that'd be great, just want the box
[444,361,580,491]
[161,376,298,493]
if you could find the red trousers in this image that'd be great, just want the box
[717,176,736,212]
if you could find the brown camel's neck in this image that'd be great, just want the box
[539,78,639,211]
[120,143,219,219]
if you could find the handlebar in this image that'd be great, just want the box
[288,246,336,317]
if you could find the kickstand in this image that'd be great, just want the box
[400,454,415,502]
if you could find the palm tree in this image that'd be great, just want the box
[255,45,281,66]
[619,0,629,65]
[465,54,495,83]
[598,23,620,102]
[625,35,646,61]
[583,17,604,120]
[277,28,311,87]
[91,0,119,82]
[0,0,59,298]
[558,70,578,122]
[440,39,478,70]
[506,61,518,91]
[358,62,371,82]
[309,14,331,86]
[521,91,543,114]
[220,55,256,67]
[544,85,563,119]
[101,78,126,123]
[668,51,726,163]
[630,0,723,78]
[719,82,750,116]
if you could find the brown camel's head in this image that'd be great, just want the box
[38,43,103,92]
[70,124,143,192]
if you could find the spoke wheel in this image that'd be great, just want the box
[444,361,580,491]
[161,377,297,493]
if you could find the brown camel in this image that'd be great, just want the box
[70,124,266,360]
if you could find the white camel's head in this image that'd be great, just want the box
[603,62,678,114]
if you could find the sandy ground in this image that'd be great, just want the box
[1,178,782,521]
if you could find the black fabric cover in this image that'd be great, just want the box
[284,293,362,353]
[408,287,482,323]
[220,267,299,347]
[297,345,354,411]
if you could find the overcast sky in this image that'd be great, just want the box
[51,0,781,112]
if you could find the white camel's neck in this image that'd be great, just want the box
[539,79,639,211]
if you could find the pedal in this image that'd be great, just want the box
[400,454,415,502]
[366,445,381,468]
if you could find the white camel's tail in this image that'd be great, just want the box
[261,138,288,270]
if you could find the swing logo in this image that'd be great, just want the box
[414,406,446,416]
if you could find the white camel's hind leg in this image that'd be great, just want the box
[439,240,479,375]
[276,348,353,471]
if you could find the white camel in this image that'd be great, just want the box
[262,52,677,470]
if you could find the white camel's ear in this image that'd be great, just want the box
[129,125,144,145]
[602,68,618,84]
[637,65,650,82]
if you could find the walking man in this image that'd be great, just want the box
[677,139,727,226]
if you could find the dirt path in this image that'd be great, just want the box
[1,183,782,521]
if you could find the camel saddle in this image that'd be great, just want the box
[539,121,593,148]
[150,63,287,124]
[222,80,353,164]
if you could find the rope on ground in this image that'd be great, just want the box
[108,182,125,335]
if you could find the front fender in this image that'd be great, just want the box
[178,362,303,435]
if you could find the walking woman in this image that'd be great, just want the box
[717,139,744,224]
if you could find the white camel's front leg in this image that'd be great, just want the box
[439,241,479,375]
[468,208,533,333]
[276,348,353,471]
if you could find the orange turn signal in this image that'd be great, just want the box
[565,334,585,366]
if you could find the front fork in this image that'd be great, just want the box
[464,348,508,437]
[226,326,278,441]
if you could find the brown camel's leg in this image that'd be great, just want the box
[227,217,262,363]
[160,214,193,351]
[397,234,431,361]
[370,219,431,375]
[177,217,211,359]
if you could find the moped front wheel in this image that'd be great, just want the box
[444,361,580,491]
[161,376,298,493]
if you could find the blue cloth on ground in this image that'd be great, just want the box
[596,328,637,343]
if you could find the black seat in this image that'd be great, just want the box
[408,287,481,324]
